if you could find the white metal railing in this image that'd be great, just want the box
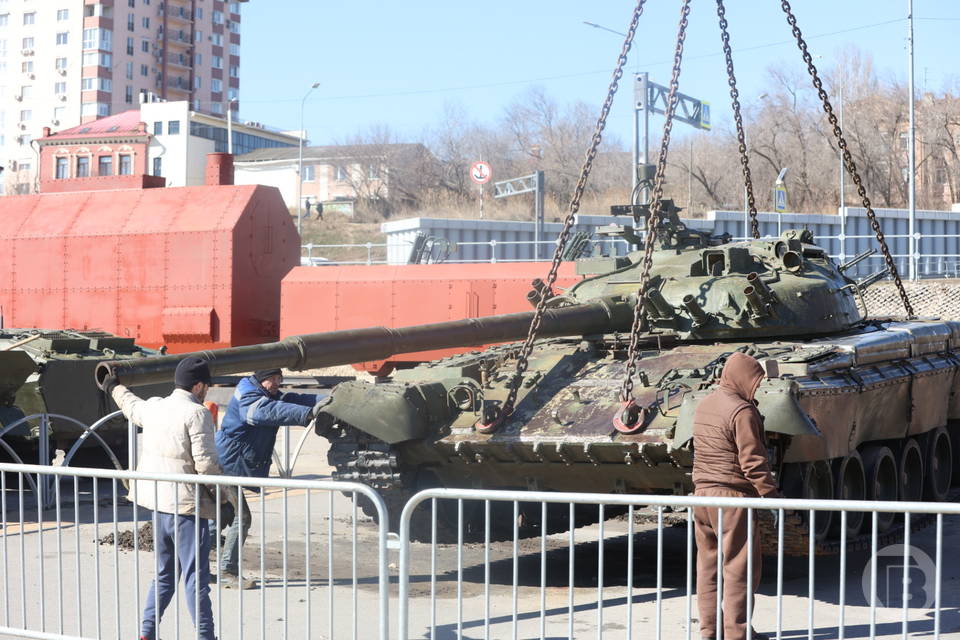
[0,462,389,640]
[302,233,960,278]
[396,487,958,640]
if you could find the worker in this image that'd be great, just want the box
[103,357,227,640]
[315,200,324,221]
[214,368,323,589]
[693,352,780,640]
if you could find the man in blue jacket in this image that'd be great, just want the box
[215,368,321,588]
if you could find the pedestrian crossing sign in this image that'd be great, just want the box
[774,185,787,212]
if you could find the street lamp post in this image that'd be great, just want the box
[297,82,321,236]
[226,97,238,155]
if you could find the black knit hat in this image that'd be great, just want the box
[254,368,282,382]
[174,357,212,390]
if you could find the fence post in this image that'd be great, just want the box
[127,419,137,471]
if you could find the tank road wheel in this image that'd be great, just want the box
[861,445,898,533]
[897,438,924,504]
[923,427,953,502]
[801,460,834,542]
[831,452,866,537]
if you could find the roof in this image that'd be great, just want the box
[235,143,429,164]
[42,110,145,140]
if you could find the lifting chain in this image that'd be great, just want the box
[475,0,649,434]
[617,0,692,412]
[780,0,914,318]
[716,0,760,240]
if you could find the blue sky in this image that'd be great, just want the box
[237,1,960,148]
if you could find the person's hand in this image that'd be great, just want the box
[101,374,119,395]
[309,397,332,420]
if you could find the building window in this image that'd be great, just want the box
[127,14,134,31]
[119,154,132,175]
[125,61,133,79]
[212,55,222,69]
[153,121,162,135]
[55,57,68,70]
[335,165,348,182]
[23,12,34,25]
[230,2,241,14]
[21,61,32,73]
[211,102,223,115]
[98,155,112,176]
[0,14,8,27]
[57,9,69,21]
[193,76,201,89]
[140,63,148,76]
[229,21,240,34]
[211,33,223,46]
[152,156,161,176]
[55,156,69,179]
[194,53,202,66]
[128,0,135,6]
[56,32,68,45]
[303,165,315,181]
[126,37,133,54]
[213,10,223,24]
[19,109,31,121]
[20,85,31,98]
[230,44,240,56]
[141,39,149,53]
[76,156,90,177]
[194,7,202,19]
[80,102,97,116]
[53,106,65,121]
[167,120,180,134]
[368,164,380,179]
[194,30,203,43]
[19,160,31,170]
[97,102,109,117]
[54,81,66,94]
[211,78,222,93]
[142,17,149,29]
[125,85,133,103]
[82,28,112,51]
[22,37,34,49]
[82,51,112,67]
[81,77,111,92]
[229,65,239,78]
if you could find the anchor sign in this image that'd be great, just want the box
[470,161,492,185]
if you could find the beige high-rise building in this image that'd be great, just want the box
[0,0,248,195]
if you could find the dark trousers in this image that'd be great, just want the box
[694,488,762,640]
[141,512,215,640]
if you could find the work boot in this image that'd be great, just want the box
[219,571,258,590]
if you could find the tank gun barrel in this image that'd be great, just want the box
[95,297,633,389]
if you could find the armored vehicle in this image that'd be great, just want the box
[98,203,958,551]
[1,329,162,465]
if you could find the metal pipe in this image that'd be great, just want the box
[96,297,634,388]
[907,0,917,280]
[644,288,675,319]
[682,294,708,326]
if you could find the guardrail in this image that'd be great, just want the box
[302,234,960,279]
[0,462,389,640]
[396,488,956,640]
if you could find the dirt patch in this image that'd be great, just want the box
[99,522,153,552]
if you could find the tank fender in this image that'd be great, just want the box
[671,378,820,447]
[314,380,451,444]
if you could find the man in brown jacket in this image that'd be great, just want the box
[693,352,780,640]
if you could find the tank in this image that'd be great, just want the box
[97,202,959,552]
[0,329,164,464]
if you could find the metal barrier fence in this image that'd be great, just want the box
[396,488,958,640]
[0,462,389,640]
[301,235,960,279]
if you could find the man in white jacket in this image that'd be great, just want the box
[104,356,222,640]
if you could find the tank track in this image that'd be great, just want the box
[757,503,941,557]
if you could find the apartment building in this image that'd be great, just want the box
[0,0,248,195]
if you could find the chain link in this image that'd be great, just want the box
[617,0,692,404]
[716,0,759,239]
[780,0,914,317]
[485,0,649,430]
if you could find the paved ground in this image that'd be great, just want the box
[1,427,959,639]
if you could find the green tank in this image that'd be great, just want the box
[98,202,958,551]
[0,329,162,464]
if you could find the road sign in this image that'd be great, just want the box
[774,184,788,212]
[700,101,711,130]
[470,161,492,185]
